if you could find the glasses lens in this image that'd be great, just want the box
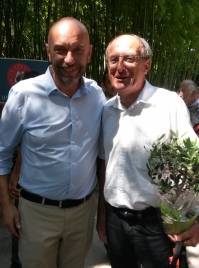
[108,54,149,66]
[109,56,118,65]
[123,55,136,63]
[108,54,138,65]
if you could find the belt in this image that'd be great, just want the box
[107,203,157,220]
[20,189,93,208]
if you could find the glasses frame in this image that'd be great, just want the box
[107,54,149,66]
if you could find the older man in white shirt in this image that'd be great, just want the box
[97,34,199,268]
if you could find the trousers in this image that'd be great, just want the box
[18,194,96,268]
[105,203,174,268]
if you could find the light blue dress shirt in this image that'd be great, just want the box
[0,66,106,200]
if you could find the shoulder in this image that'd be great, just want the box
[82,77,102,92]
[82,77,106,103]
[8,74,45,107]
[146,81,176,96]
[145,83,190,122]
[145,81,182,104]
[10,74,44,94]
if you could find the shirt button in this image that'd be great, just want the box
[71,141,74,144]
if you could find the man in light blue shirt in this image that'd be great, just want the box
[0,17,106,268]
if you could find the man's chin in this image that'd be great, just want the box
[63,79,79,85]
[114,85,126,91]
[59,75,81,86]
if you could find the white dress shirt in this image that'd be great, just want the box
[99,80,198,210]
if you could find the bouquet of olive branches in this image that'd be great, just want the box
[146,130,199,234]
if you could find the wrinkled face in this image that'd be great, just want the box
[102,73,117,99]
[177,82,196,106]
[46,21,92,86]
[106,35,151,94]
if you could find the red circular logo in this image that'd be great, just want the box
[7,63,31,86]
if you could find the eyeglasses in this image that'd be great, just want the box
[107,54,149,66]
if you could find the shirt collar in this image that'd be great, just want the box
[75,77,90,98]
[188,99,199,108]
[188,99,199,112]
[43,65,90,97]
[105,80,154,110]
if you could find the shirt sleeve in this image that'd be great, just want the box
[0,88,24,174]
[98,124,105,160]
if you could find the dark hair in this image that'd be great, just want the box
[102,68,108,85]
[23,71,40,80]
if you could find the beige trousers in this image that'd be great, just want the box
[186,244,199,268]
[18,195,96,268]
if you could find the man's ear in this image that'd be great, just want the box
[192,89,198,98]
[45,43,52,62]
[144,59,152,75]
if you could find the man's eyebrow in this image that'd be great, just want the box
[53,44,64,48]
[52,43,86,51]
[75,43,85,47]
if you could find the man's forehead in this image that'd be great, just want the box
[53,40,85,47]
[49,21,89,44]
[179,82,189,89]
[179,85,191,94]
[49,31,89,50]
[108,35,141,54]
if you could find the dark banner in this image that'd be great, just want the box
[0,58,49,103]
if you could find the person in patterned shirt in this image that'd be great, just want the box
[178,79,199,137]
[177,79,199,268]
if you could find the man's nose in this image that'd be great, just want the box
[64,52,75,65]
[178,92,183,98]
[116,57,126,71]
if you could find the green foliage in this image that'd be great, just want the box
[158,204,181,221]
[147,131,199,202]
[1,0,199,87]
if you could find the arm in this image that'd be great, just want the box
[0,174,21,237]
[96,158,107,244]
[9,148,22,199]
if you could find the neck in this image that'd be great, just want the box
[190,99,198,106]
[119,91,140,109]
[119,81,145,109]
